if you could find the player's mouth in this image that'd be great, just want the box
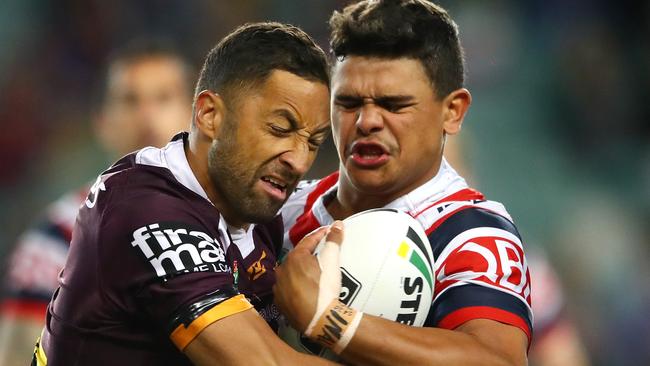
[259,175,289,201]
[349,141,390,168]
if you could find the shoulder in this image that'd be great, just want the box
[76,152,229,275]
[422,198,528,298]
[84,150,191,217]
[429,204,528,299]
[424,202,519,257]
[422,200,532,342]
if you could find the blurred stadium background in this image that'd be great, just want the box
[0,1,648,365]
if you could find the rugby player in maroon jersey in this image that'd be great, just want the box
[33,23,339,365]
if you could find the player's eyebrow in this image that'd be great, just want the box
[272,108,331,137]
[334,94,416,104]
[272,108,300,129]
[373,95,416,104]
[311,123,331,137]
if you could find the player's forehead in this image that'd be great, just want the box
[331,56,432,97]
[243,69,330,128]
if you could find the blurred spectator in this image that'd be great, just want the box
[0,38,195,365]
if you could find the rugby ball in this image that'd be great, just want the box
[279,208,435,358]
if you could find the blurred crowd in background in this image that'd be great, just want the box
[0,1,648,365]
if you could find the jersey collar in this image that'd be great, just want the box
[310,158,469,225]
[135,132,212,204]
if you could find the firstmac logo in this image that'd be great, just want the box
[131,222,229,277]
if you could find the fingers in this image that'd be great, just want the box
[295,226,329,253]
[316,221,344,304]
[324,220,344,246]
[316,221,344,271]
[295,219,344,254]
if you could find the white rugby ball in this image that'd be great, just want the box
[279,208,435,358]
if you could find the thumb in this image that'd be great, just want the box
[319,221,344,269]
[317,221,344,299]
[295,226,329,253]
[324,220,344,246]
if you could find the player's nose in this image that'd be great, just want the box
[278,139,312,176]
[355,104,384,135]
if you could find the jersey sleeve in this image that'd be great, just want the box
[91,186,252,351]
[424,206,533,343]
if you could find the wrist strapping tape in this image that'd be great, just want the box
[305,299,363,354]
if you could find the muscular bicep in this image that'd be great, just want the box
[456,319,529,366]
[185,308,338,366]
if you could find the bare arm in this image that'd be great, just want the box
[184,226,340,366]
[274,227,529,366]
[340,316,528,366]
[185,308,339,366]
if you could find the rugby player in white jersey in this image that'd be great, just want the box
[275,1,532,365]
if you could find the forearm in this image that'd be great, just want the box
[339,315,527,366]
[186,308,340,366]
[189,336,337,366]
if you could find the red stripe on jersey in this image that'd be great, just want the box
[0,299,48,321]
[412,188,485,219]
[437,305,532,347]
[288,172,339,246]
[57,222,74,243]
[288,211,322,248]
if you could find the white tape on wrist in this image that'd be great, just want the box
[305,299,364,354]
[332,309,363,354]
[304,225,360,353]
[305,238,342,335]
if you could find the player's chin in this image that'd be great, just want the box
[242,198,284,223]
[347,166,396,191]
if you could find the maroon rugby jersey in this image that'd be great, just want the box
[36,133,282,365]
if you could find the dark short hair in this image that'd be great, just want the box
[98,37,195,104]
[195,22,329,104]
[329,0,464,98]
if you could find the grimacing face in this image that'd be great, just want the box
[208,70,330,224]
[331,56,455,202]
[97,56,192,157]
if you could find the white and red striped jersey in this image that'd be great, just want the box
[281,159,534,343]
[0,186,88,320]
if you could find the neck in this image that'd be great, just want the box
[328,160,444,220]
[327,183,397,221]
[185,136,217,203]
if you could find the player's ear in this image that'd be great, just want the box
[441,88,471,136]
[193,90,226,140]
